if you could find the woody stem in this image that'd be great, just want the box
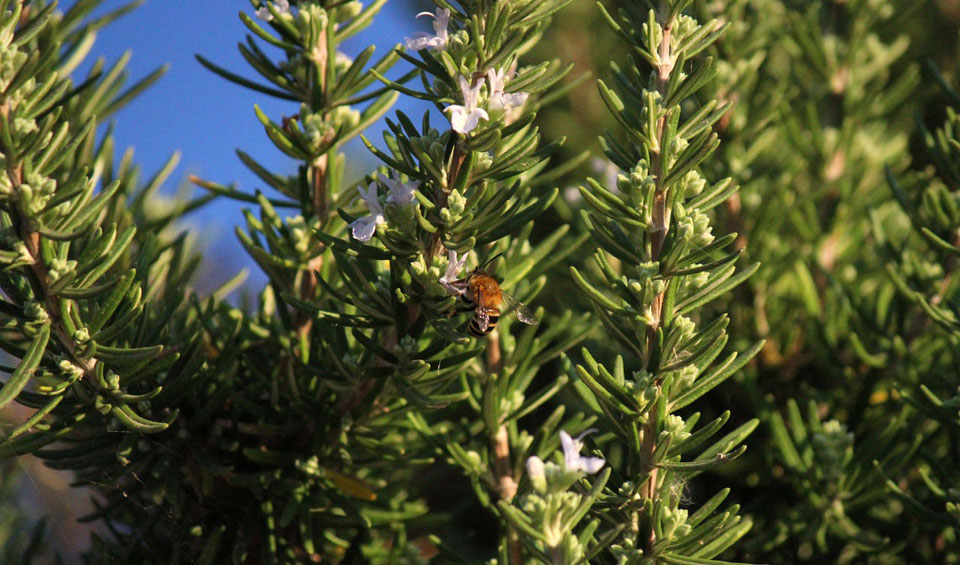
[639,2,675,552]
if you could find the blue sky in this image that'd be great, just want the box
[78,0,433,295]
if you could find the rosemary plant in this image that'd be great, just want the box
[0,0,593,560]
[497,1,763,563]
[863,66,960,560]
[363,0,598,560]
[5,0,959,563]
[0,0,211,558]
[711,2,925,560]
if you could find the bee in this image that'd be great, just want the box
[445,258,539,336]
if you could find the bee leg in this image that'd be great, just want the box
[441,279,467,297]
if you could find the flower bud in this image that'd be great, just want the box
[525,456,547,493]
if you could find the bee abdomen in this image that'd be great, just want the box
[468,315,499,336]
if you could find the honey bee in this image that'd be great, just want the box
[445,260,539,336]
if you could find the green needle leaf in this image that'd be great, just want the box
[0,323,51,410]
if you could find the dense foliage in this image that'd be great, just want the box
[0,0,957,563]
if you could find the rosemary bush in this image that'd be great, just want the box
[0,0,959,563]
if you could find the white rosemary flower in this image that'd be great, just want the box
[404,8,450,51]
[560,429,605,474]
[486,67,529,112]
[445,75,489,134]
[439,250,468,286]
[350,183,385,242]
[255,0,290,21]
[380,171,419,207]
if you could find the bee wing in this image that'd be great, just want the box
[477,311,490,333]
[475,287,490,332]
[501,290,539,326]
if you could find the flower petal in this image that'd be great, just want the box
[463,79,483,108]
[440,250,468,284]
[405,34,432,51]
[351,215,380,241]
[434,8,451,29]
[446,105,470,133]
[579,456,605,474]
[503,91,529,108]
[486,67,507,95]
[357,182,383,215]
[452,108,488,134]
[560,430,578,468]
[386,186,416,206]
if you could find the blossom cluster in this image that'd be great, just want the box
[444,70,530,134]
[350,7,535,244]
[405,8,530,133]
[349,172,419,242]
[517,430,606,557]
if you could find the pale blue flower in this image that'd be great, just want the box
[405,8,450,51]
[560,429,605,474]
[380,171,419,207]
[255,0,290,21]
[350,183,385,242]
